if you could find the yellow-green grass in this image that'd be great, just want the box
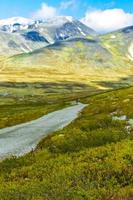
[1,44,133,92]
[0,90,87,129]
[0,87,133,199]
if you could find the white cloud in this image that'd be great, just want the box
[81,9,133,33]
[60,0,75,9]
[32,3,58,20]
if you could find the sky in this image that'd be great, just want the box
[0,0,133,32]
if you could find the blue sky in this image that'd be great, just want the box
[0,0,133,32]
[0,0,133,19]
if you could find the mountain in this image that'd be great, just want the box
[0,16,95,37]
[100,25,133,62]
[36,16,96,43]
[8,38,112,69]
[6,24,133,71]
[0,16,96,56]
[2,35,133,90]
[0,30,49,55]
[1,17,133,94]
[0,17,33,33]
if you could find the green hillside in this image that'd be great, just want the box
[1,35,133,105]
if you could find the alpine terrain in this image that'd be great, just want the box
[0,15,133,200]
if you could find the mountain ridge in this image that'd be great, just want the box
[0,16,96,56]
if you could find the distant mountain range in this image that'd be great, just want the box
[0,16,132,63]
[0,16,133,61]
[0,16,95,55]
[0,16,95,35]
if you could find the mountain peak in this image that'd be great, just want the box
[41,16,75,27]
[0,16,75,27]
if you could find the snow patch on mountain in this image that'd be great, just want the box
[0,17,32,25]
[128,43,133,61]
[110,35,116,39]
[65,16,73,23]
[77,27,86,36]
[0,17,33,33]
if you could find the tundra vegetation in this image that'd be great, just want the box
[0,86,133,200]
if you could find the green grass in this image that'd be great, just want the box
[0,102,65,129]
[0,86,100,129]
[0,87,133,199]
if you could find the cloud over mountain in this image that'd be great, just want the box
[33,3,58,20]
[81,8,133,33]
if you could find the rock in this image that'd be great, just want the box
[112,115,128,121]
[128,119,133,125]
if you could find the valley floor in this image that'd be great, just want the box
[0,86,133,199]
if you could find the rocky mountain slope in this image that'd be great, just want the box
[100,25,133,62]
[0,16,95,55]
